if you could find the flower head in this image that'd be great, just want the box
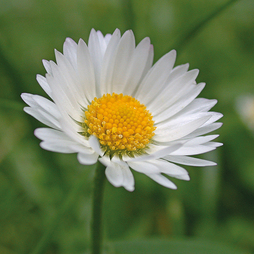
[21,29,223,191]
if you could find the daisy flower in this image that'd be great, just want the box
[21,29,222,191]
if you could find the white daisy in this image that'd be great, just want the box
[21,29,223,192]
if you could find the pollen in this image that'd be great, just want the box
[83,93,156,154]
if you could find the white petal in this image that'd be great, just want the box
[171,145,216,156]
[105,161,135,191]
[135,50,176,104]
[77,38,96,101]
[96,30,111,55]
[200,112,223,127]
[54,49,85,106]
[128,160,160,174]
[89,135,103,156]
[165,63,190,84]
[34,122,90,155]
[155,101,219,131]
[77,151,99,165]
[149,159,189,176]
[126,143,183,162]
[173,174,190,181]
[22,93,79,136]
[21,93,42,107]
[58,117,86,143]
[149,69,199,114]
[23,107,61,129]
[129,159,189,181]
[155,112,212,133]
[164,155,217,167]
[104,33,112,45]
[70,143,94,154]
[185,122,223,139]
[206,141,223,147]
[42,59,52,75]
[110,30,136,94]
[172,98,218,117]
[146,174,177,189]
[105,163,123,187]
[140,44,154,87]
[155,134,220,148]
[153,83,205,123]
[119,162,135,192]
[99,156,111,167]
[183,135,219,146]
[63,37,78,70]
[22,93,61,119]
[46,64,81,120]
[69,144,95,154]
[35,127,73,142]
[88,29,104,88]
[40,140,77,153]
[36,75,52,98]
[122,37,153,96]
[99,29,121,95]
[123,176,135,191]
[154,115,211,142]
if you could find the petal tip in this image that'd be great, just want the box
[125,185,135,192]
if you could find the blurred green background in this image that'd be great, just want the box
[1,0,254,253]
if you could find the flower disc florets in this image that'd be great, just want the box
[81,93,156,157]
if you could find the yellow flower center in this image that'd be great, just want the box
[82,93,156,157]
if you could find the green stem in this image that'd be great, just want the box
[29,171,90,254]
[172,0,240,52]
[91,162,106,254]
